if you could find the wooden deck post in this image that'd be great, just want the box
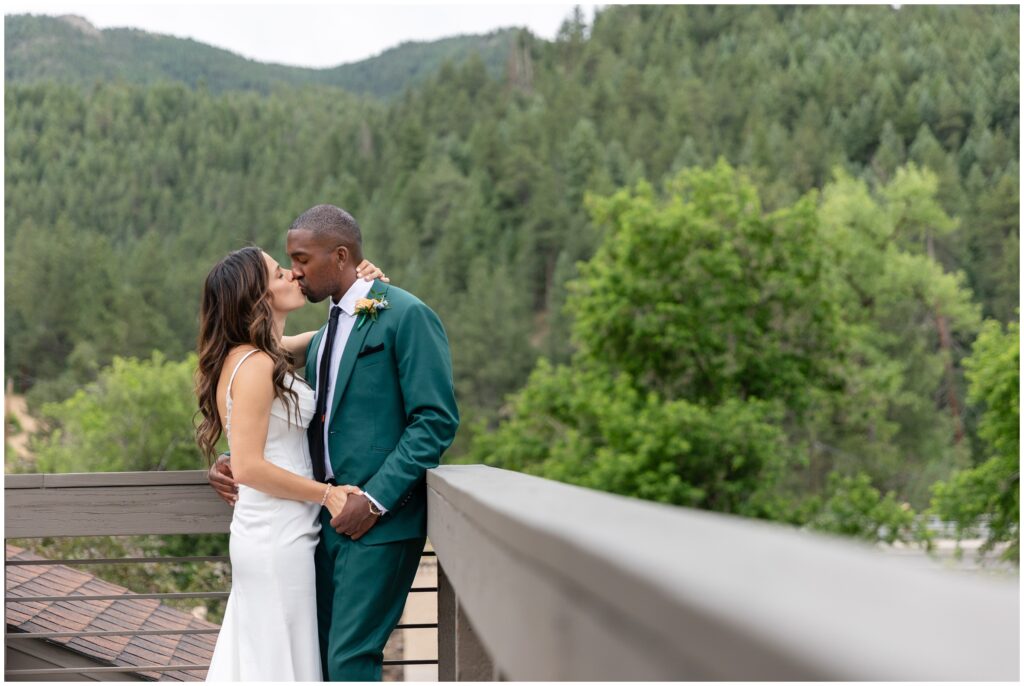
[438,562,494,681]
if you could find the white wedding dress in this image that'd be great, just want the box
[206,350,323,681]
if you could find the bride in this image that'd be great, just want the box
[193,246,385,680]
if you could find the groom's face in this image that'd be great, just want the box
[286,228,343,304]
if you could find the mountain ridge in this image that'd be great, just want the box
[4,13,521,98]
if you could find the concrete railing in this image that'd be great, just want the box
[426,465,1019,681]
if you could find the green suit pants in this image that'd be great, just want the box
[314,509,425,681]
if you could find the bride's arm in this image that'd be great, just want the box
[281,331,316,369]
[227,352,357,516]
[282,259,390,368]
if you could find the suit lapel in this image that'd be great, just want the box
[328,281,388,426]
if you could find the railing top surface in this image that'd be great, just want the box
[429,464,1019,590]
[427,464,1019,681]
[6,470,210,489]
[5,470,229,538]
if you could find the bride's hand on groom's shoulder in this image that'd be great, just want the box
[324,484,362,518]
[356,259,389,283]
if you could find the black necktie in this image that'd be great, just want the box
[309,305,342,483]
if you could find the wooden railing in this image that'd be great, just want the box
[7,467,1020,681]
[426,465,1020,681]
[4,470,438,681]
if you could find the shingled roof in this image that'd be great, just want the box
[5,544,219,681]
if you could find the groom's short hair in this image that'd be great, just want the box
[289,204,363,262]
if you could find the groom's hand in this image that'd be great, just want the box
[330,492,381,540]
[208,454,238,506]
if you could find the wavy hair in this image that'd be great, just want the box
[194,247,299,461]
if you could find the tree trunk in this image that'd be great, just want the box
[929,232,964,444]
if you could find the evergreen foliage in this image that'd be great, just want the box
[5,14,515,99]
[930,319,1020,561]
[5,6,1018,551]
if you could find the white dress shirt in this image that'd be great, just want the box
[313,277,387,514]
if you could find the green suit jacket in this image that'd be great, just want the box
[304,281,459,545]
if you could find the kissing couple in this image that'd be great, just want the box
[195,204,459,681]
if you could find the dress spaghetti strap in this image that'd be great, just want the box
[225,349,260,442]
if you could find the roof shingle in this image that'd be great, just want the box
[5,544,220,681]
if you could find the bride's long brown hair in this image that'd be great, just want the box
[194,247,299,461]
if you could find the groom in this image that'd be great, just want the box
[211,204,459,680]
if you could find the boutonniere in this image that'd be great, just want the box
[354,292,390,330]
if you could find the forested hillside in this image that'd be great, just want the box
[5,5,1019,549]
[5,13,515,98]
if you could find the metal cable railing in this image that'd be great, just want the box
[5,548,440,678]
[5,471,440,681]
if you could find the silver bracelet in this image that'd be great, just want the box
[319,484,332,507]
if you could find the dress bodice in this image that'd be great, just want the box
[225,351,317,477]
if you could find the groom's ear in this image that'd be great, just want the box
[332,244,351,268]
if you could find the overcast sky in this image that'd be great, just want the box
[3,2,601,68]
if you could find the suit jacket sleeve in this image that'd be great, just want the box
[362,301,460,510]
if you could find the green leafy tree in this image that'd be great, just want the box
[34,352,205,473]
[472,359,790,513]
[930,319,1020,562]
[473,161,848,519]
[571,160,845,412]
[811,167,981,504]
[808,472,925,545]
[476,160,988,547]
